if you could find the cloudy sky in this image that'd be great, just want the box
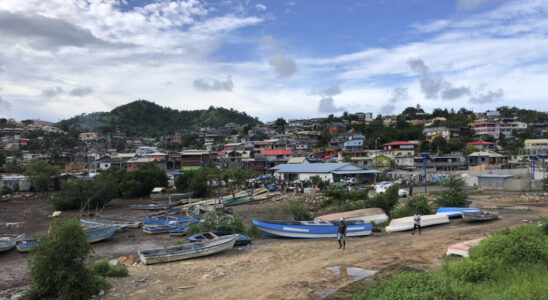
[1,0,547,122]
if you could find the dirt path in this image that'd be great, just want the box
[103,202,547,300]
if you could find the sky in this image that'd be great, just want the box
[1,0,548,122]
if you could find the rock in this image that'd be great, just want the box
[200,274,212,280]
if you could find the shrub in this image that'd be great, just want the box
[445,258,493,283]
[406,194,432,215]
[283,201,312,221]
[368,184,400,216]
[23,219,102,300]
[88,259,128,277]
[52,179,89,210]
[435,175,468,207]
[469,225,548,265]
[121,163,168,198]
[543,178,548,192]
[390,206,414,219]
[1,185,12,195]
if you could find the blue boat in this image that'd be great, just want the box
[143,216,200,225]
[16,239,39,253]
[87,225,117,243]
[252,219,372,239]
[143,224,186,234]
[436,207,481,218]
[168,226,192,236]
[188,231,251,246]
[147,207,182,219]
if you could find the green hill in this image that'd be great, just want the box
[57,100,260,136]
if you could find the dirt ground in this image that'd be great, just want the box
[1,190,547,300]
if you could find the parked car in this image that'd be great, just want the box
[398,188,409,198]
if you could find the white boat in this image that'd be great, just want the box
[138,234,239,265]
[0,234,25,253]
[81,219,142,229]
[314,208,388,224]
[446,237,485,257]
[385,215,450,233]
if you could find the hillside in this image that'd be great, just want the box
[57,100,260,136]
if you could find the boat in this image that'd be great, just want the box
[252,219,372,238]
[143,216,200,225]
[314,208,388,224]
[436,207,481,218]
[385,214,450,233]
[223,194,252,206]
[446,237,486,257]
[168,226,192,236]
[16,239,39,253]
[147,207,182,219]
[462,210,498,222]
[188,231,251,246]
[138,234,239,265]
[0,234,25,253]
[150,188,193,201]
[129,203,178,210]
[143,224,186,234]
[81,219,142,229]
[86,225,117,243]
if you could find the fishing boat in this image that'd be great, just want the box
[436,207,481,218]
[143,224,186,234]
[446,237,486,257]
[188,231,251,246]
[138,234,239,265]
[150,188,193,201]
[129,202,178,210]
[252,219,372,238]
[147,207,182,219]
[81,219,142,229]
[16,239,39,253]
[168,226,192,236]
[0,234,25,253]
[385,214,450,233]
[143,216,200,225]
[462,210,498,222]
[87,225,117,243]
[314,208,388,224]
[223,194,252,206]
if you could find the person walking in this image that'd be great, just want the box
[412,212,421,235]
[337,218,347,250]
[409,185,413,197]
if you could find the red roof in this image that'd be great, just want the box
[260,149,292,156]
[382,141,418,146]
[466,141,495,146]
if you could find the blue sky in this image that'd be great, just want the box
[0,0,547,122]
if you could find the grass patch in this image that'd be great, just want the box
[88,259,128,278]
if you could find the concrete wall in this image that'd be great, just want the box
[298,173,333,182]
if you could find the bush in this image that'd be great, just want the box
[445,258,493,283]
[175,168,211,197]
[283,201,312,221]
[23,219,101,300]
[542,178,548,192]
[435,175,468,207]
[25,160,60,192]
[121,163,168,198]
[368,184,400,216]
[469,225,548,265]
[89,260,128,278]
[321,190,369,211]
[1,185,12,195]
[53,175,117,210]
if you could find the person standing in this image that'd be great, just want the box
[412,212,421,235]
[409,185,413,197]
[337,218,347,250]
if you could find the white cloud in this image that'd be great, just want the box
[255,4,267,11]
[457,0,493,10]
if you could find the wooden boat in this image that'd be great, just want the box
[252,219,372,238]
[147,207,182,219]
[138,234,239,265]
[0,234,25,253]
[129,203,178,210]
[143,216,200,225]
[189,231,251,246]
[143,224,186,234]
[150,188,192,201]
[436,207,481,218]
[446,237,486,257]
[223,194,252,206]
[86,225,117,243]
[16,239,39,253]
[385,215,450,233]
[81,219,142,229]
[168,226,192,236]
[314,208,388,224]
[462,211,498,222]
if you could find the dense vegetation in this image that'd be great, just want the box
[184,213,261,239]
[391,194,432,219]
[57,100,260,136]
[25,160,61,192]
[53,164,167,210]
[353,224,548,300]
[320,185,400,216]
[434,175,468,207]
[23,219,127,300]
[175,166,259,197]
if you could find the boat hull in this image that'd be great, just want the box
[446,237,485,257]
[386,215,450,232]
[252,219,372,239]
[223,195,250,206]
[81,219,142,229]
[314,208,388,224]
[87,226,117,243]
[138,234,238,265]
[0,234,25,253]
[16,239,39,253]
[462,212,498,222]
[436,207,480,218]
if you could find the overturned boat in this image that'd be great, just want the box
[81,219,142,229]
[462,210,498,222]
[138,234,239,265]
[129,203,178,210]
[252,219,372,238]
[314,208,388,224]
[436,207,481,218]
[386,214,450,233]
[0,234,25,253]
[446,237,486,257]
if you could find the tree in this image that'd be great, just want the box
[319,127,331,146]
[120,163,168,198]
[432,136,449,155]
[436,175,468,207]
[0,150,5,167]
[25,160,60,192]
[23,219,105,300]
[5,159,25,174]
[482,135,496,143]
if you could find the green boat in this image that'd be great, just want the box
[223,194,252,206]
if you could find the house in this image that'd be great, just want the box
[271,163,379,184]
[224,142,246,151]
[466,141,495,151]
[136,146,158,157]
[287,157,310,164]
[523,139,548,155]
[79,132,101,141]
[180,150,210,167]
[328,123,346,134]
[343,139,364,151]
[381,141,419,157]
[414,154,466,171]
[260,149,293,161]
[144,152,167,162]
[467,151,510,170]
[126,157,166,172]
[371,155,391,168]
[424,127,453,142]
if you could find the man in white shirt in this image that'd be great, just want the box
[412,212,421,235]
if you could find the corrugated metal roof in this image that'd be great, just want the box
[344,140,363,147]
[478,174,514,178]
[261,149,293,156]
[271,163,374,173]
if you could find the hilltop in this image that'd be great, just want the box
[56,100,260,136]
